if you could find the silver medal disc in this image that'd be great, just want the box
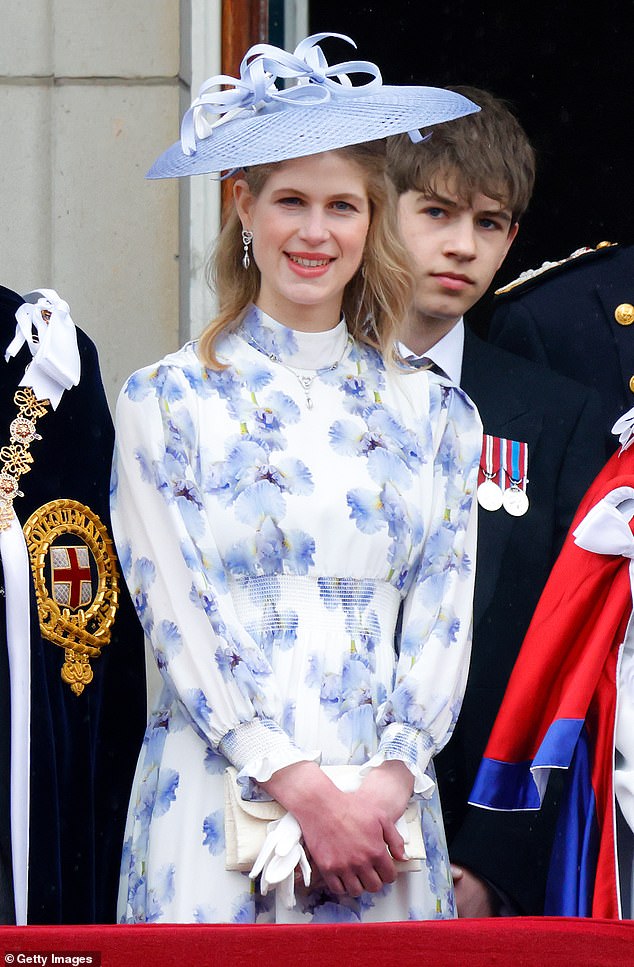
[477,479,504,512]
[502,486,529,517]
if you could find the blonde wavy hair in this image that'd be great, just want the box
[199,142,414,368]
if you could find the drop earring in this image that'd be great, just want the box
[241,229,253,270]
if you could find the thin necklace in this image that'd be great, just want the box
[245,331,352,410]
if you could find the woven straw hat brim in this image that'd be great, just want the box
[147,86,479,179]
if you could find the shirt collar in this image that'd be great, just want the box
[400,318,464,385]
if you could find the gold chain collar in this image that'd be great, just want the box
[0,387,50,532]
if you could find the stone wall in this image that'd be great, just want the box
[0,0,219,408]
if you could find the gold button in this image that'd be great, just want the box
[616,304,634,326]
[629,376,634,393]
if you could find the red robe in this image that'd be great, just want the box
[470,445,634,918]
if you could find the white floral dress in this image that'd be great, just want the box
[111,306,481,924]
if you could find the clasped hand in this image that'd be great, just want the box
[260,759,414,899]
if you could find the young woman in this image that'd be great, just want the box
[111,33,482,924]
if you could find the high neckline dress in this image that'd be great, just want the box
[111,305,481,923]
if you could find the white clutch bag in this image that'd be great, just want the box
[224,764,425,873]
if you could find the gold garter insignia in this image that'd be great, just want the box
[23,499,120,695]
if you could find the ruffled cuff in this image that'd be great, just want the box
[359,722,435,798]
[219,717,319,795]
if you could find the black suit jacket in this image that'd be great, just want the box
[434,327,606,914]
[489,242,634,456]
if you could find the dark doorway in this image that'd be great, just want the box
[308,1,634,334]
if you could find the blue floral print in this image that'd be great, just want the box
[111,306,481,924]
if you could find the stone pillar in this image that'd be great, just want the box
[0,0,187,407]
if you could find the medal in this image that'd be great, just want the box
[477,434,503,511]
[502,439,529,517]
[502,486,530,517]
[478,478,504,511]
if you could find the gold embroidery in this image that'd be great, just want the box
[24,499,120,695]
[0,387,49,531]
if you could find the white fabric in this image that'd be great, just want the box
[0,514,31,925]
[612,407,634,454]
[4,289,80,410]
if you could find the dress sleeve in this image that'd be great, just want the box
[365,382,481,794]
[109,360,316,782]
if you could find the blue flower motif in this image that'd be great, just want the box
[154,620,183,669]
[355,610,381,664]
[380,684,428,731]
[306,899,361,923]
[125,368,156,402]
[202,809,225,854]
[320,671,343,719]
[117,540,133,581]
[166,407,197,456]
[189,583,229,624]
[231,892,257,923]
[241,305,299,358]
[347,488,384,534]
[328,418,365,457]
[178,491,208,542]
[154,768,179,817]
[236,358,276,395]
[341,657,372,712]
[281,700,296,736]
[253,600,299,656]
[366,447,412,489]
[253,516,286,574]
[185,688,213,725]
[180,537,202,573]
[205,364,245,402]
[130,556,156,630]
[336,705,375,761]
[305,653,324,689]
[282,529,315,574]
[341,375,372,411]
[134,447,154,486]
[214,644,271,699]
[153,367,187,404]
[145,865,176,923]
[235,481,286,526]
[203,747,227,774]
[224,540,257,577]
[126,870,147,922]
[380,481,410,541]
[109,457,119,503]
[435,606,461,647]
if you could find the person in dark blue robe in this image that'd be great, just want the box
[0,283,145,924]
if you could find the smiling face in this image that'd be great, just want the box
[233,151,372,332]
[397,173,518,354]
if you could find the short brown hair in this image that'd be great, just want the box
[200,143,414,368]
[386,85,535,222]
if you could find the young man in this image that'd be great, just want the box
[387,87,606,916]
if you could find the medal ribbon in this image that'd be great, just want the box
[504,438,529,491]
[478,434,503,488]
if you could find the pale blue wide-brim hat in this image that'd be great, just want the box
[147,32,480,179]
